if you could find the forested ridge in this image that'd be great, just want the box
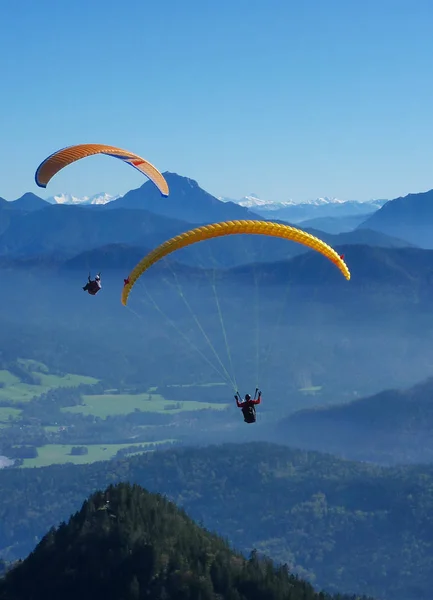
[0,482,372,600]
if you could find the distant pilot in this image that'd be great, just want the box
[235,389,262,423]
[83,273,102,295]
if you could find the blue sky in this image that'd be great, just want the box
[1,0,433,202]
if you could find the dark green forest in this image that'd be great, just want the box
[0,482,373,600]
[1,443,432,600]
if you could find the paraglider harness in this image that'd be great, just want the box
[83,272,101,296]
[235,388,260,424]
[243,402,256,424]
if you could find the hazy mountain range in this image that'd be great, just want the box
[1,171,429,252]
[2,173,433,274]
[4,180,389,231]
[219,193,389,225]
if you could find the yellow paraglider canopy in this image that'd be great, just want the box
[121,220,350,305]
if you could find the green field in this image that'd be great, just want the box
[0,361,98,404]
[0,360,230,469]
[167,382,227,388]
[63,393,229,418]
[0,406,22,423]
[0,360,230,421]
[43,425,67,432]
[21,441,175,468]
[299,385,323,395]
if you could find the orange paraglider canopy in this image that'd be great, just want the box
[35,143,169,196]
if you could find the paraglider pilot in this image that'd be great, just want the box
[83,273,102,296]
[235,388,262,423]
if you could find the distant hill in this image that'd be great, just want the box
[62,243,152,272]
[6,193,50,212]
[60,238,351,286]
[307,227,414,249]
[315,243,433,287]
[0,235,429,296]
[0,204,190,259]
[0,177,417,267]
[359,189,433,248]
[0,210,396,273]
[245,199,387,223]
[298,214,371,234]
[0,204,23,236]
[0,173,416,267]
[0,203,415,270]
[0,443,431,600]
[0,254,65,271]
[106,172,262,223]
[61,243,209,280]
[226,244,433,292]
[141,224,415,271]
[274,377,433,465]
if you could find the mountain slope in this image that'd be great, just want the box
[239,199,387,223]
[225,244,433,293]
[107,172,262,223]
[7,193,50,212]
[275,377,433,465]
[0,204,191,258]
[0,202,412,267]
[60,243,207,278]
[2,235,423,291]
[61,243,152,272]
[0,177,410,265]
[298,214,372,234]
[0,482,360,600]
[0,205,23,236]
[359,189,433,248]
[308,227,414,249]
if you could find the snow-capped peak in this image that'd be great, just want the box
[218,193,295,210]
[46,192,120,206]
[302,196,346,206]
[219,193,351,209]
[240,193,296,209]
